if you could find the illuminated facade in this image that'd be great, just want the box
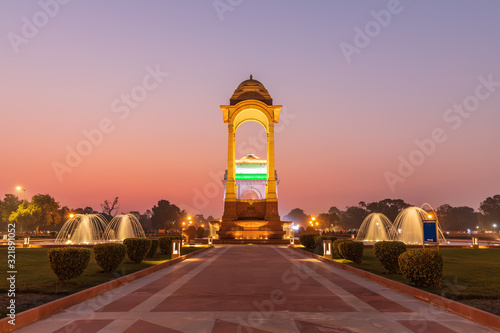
[216,76,290,240]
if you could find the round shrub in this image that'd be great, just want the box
[315,235,338,254]
[147,239,159,257]
[158,236,181,255]
[47,247,91,282]
[123,238,152,263]
[333,239,353,258]
[93,243,126,273]
[299,234,317,249]
[338,241,364,264]
[373,241,407,274]
[398,249,443,287]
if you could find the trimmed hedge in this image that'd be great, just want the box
[93,243,126,273]
[315,235,338,254]
[398,249,443,287]
[373,241,407,274]
[299,234,317,249]
[158,235,182,255]
[338,241,364,264]
[333,239,353,258]
[47,248,91,282]
[147,239,159,257]
[123,238,152,263]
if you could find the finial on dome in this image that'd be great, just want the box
[250,74,253,80]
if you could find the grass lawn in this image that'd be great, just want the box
[1,246,206,316]
[299,246,500,315]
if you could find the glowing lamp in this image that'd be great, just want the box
[69,214,74,218]
[323,240,333,259]
[428,214,432,219]
[3,234,7,240]
[208,237,213,246]
[290,238,295,245]
[351,234,355,239]
[472,237,479,249]
[172,240,181,259]
[23,236,30,248]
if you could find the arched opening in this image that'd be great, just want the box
[242,189,260,200]
[234,120,268,200]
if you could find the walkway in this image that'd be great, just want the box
[17,246,496,332]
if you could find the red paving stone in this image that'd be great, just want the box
[397,320,459,333]
[294,319,355,333]
[52,319,114,333]
[123,319,184,333]
[211,320,272,333]
[15,246,495,333]
[97,251,218,312]
[152,246,357,313]
[287,250,413,313]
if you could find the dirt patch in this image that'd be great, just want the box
[459,299,500,316]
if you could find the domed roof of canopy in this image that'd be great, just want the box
[230,75,273,105]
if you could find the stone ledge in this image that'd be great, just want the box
[289,246,500,331]
[0,246,214,333]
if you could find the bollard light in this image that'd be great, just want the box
[472,237,479,249]
[2,234,7,240]
[172,240,181,258]
[290,238,294,245]
[23,236,30,248]
[208,237,213,246]
[323,240,333,259]
[351,234,355,239]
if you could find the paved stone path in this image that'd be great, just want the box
[17,246,496,332]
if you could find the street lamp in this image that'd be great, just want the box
[16,186,26,201]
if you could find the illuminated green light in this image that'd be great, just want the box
[235,174,267,180]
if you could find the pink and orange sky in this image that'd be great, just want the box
[1,1,500,218]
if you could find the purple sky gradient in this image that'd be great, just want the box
[1,0,499,218]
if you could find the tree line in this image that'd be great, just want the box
[284,196,500,232]
[1,194,499,233]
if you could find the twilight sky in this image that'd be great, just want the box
[1,0,499,218]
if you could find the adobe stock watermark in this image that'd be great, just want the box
[385,73,500,192]
[213,0,243,21]
[180,107,297,214]
[7,0,72,54]
[339,0,408,64]
[51,65,169,182]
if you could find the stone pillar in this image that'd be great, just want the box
[266,123,277,199]
[226,123,236,199]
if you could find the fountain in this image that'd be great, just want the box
[356,213,394,242]
[55,214,109,244]
[392,206,446,244]
[104,214,146,241]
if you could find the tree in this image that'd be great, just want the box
[437,204,478,231]
[340,205,368,230]
[101,197,119,217]
[196,226,205,238]
[185,225,197,240]
[366,199,411,222]
[83,206,95,214]
[9,201,40,232]
[0,194,22,228]
[480,195,500,225]
[31,194,61,231]
[151,200,183,230]
[284,208,309,227]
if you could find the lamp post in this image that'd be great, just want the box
[16,186,26,201]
